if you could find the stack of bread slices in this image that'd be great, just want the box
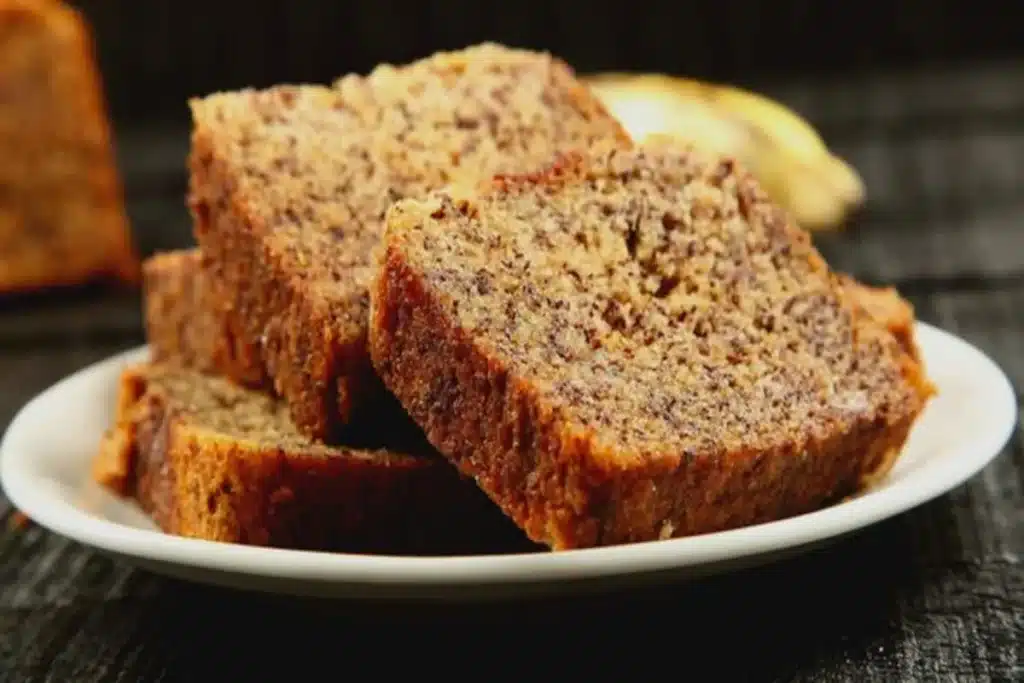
[92,43,934,554]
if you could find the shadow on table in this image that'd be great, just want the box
[27,508,957,681]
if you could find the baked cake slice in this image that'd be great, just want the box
[93,364,527,554]
[96,249,529,554]
[0,0,137,293]
[841,275,924,365]
[369,144,933,550]
[141,247,429,444]
[143,249,268,389]
[187,42,631,441]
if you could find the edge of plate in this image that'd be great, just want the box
[1,323,1017,588]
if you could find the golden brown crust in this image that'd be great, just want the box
[143,249,268,389]
[842,278,936,487]
[840,276,936,410]
[187,44,631,441]
[369,146,931,550]
[0,0,138,294]
[842,277,920,363]
[95,364,532,555]
[371,248,919,549]
[188,140,381,444]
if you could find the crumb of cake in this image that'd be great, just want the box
[369,143,930,549]
[187,43,631,439]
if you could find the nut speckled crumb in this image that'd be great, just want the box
[187,42,631,440]
[92,363,532,555]
[369,143,932,550]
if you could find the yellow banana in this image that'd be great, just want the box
[583,72,864,231]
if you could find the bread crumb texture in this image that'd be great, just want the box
[186,42,630,438]
[142,250,269,388]
[94,363,533,555]
[371,144,931,549]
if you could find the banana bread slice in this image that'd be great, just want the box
[93,363,529,554]
[187,42,631,441]
[144,249,268,389]
[842,276,922,364]
[142,247,419,444]
[369,145,933,550]
[0,0,137,294]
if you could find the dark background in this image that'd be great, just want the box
[70,0,1021,125]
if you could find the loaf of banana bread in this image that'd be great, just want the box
[0,0,137,294]
[187,42,632,441]
[369,144,933,550]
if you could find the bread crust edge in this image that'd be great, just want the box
[370,235,926,550]
[186,123,376,441]
[93,364,531,554]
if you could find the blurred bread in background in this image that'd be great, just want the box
[0,0,137,295]
[584,72,865,232]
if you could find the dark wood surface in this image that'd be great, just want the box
[0,59,1022,682]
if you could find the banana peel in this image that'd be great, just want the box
[583,73,864,231]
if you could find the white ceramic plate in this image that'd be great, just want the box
[1,322,1017,601]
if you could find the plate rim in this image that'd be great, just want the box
[1,321,1017,588]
